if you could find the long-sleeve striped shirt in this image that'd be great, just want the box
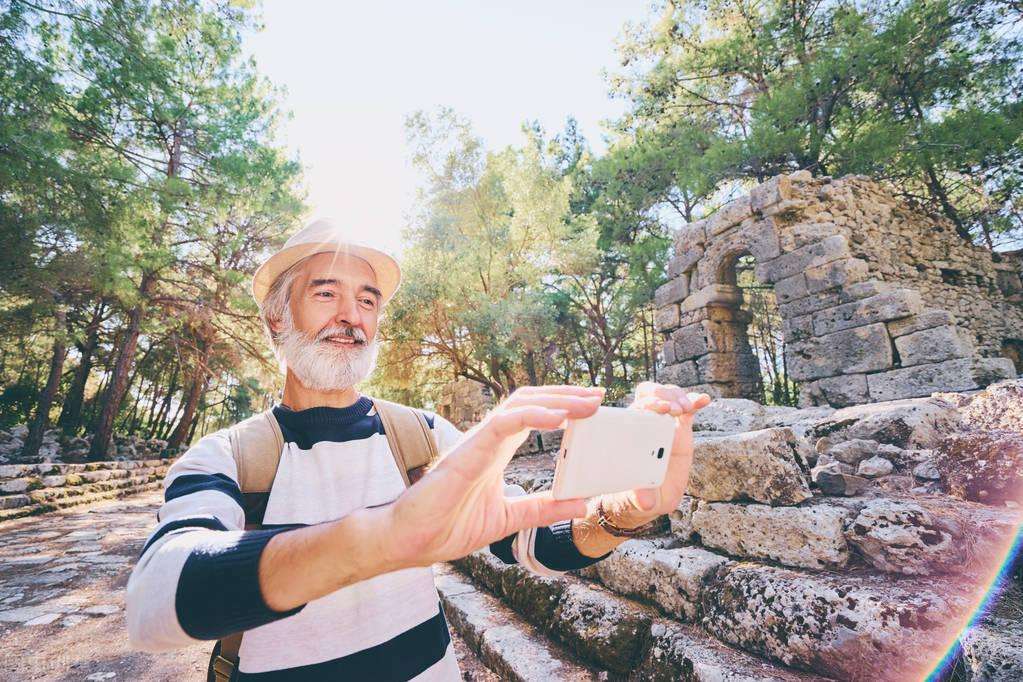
[126,396,605,680]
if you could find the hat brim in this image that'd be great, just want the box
[252,241,401,307]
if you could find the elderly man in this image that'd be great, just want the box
[126,219,710,680]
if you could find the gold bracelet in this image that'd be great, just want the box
[595,498,659,538]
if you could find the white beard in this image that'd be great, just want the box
[277,320,379,392]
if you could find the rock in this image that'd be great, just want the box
[845,500,956,575]
[588,540,730,622]
[689,428,812,505]
[894,325,972,367]
[811,289,922,336]
[552,582,653,673]
[912,461,941,480]
[820,397,963,449]
[690,500,852,569]
[691,398,766,433]
[813,470,869,496]
[10,425,28,439]
[786,323,893,381]
[826,439,878,465]
[669,497,699,542]
[935,430,1023,505]
[867,358,979,402]
[701,563,971,681]
[960,617,1023,681]
[856,456,893,478]
[958,379,1023,432]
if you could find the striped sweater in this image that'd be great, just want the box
[126,396,605,680]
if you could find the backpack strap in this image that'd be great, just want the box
[208,400,439,682]
[372,397,440,485]
[209,409,283,682]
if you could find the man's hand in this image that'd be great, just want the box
[383,385,604,568]
[573,382,710,555]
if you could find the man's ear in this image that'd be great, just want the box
[267,315,283,335]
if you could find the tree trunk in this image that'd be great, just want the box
[23,309,67,460]
[57,303,104,434]
[88,276,151,460]
[167,357,208,451]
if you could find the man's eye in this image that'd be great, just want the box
[315,291,334,298]
[361,298,376,306]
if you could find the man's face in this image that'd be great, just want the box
[273,251,383,391]
[288,251,381,342]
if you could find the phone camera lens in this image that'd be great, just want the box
[657,447,665,459]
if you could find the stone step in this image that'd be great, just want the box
[454,551,829,681]
[669,491,1021,576]
[578,537,981,681]
[0,480,162,523]
[435,564,600,681]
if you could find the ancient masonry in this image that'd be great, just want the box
[654,172,1023,407]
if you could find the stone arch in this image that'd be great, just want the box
[653,172,1017,407]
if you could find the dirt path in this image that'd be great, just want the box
[0,491,496,681]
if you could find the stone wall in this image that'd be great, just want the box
[655,172,1023,407]
[0,459,170,523]
[436,378,496,431]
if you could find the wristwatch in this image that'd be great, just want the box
[596,498,660,538]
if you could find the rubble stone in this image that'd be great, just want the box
[934,430,1023,505]
[689,429,812,505]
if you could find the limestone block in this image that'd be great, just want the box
[754,234,850,283]
[844,499,958,575]
[760,198,809,218]
[814,374,869,407]
[689,428,812,505]
[707,196,753,236]
[659,339,676,366]
[672,323,710,361]
[668,246,703,278]
[866,358,977,402]
[895,325,973,367]
[590,540,730,622]
[887,309,957,337]
[786,323,893,381]
[804,257,869,294]
[750,174,793,213]
[701,563,971,681]
[779,221,843,251]
[747,217,782,261]
[774,273,808,305]
[777,289,844,319]
[811,289,922,336]
[0,478,31,494]
[655,304,680,332]
[681,284,743,312]
[658,361,700,388]
[552,582,652,673]
[696,352,761,383]
[971,357,1017,388]
[841,279,896,302]
[691,500,852,569]
[820,397,963,449]
[675,219,708,252]
[654,277,689,307]
[692,398,767,433]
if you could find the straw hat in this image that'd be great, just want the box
[251,219,402,306]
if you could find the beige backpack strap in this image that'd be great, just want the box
[209,409,284,682]
[372,397,439,486]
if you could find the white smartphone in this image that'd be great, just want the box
[551,406,677,500]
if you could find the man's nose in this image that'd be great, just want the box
[331,295,361,327]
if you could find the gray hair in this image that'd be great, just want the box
[258,256,310,356]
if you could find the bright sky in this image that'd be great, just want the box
[245,1,649,255]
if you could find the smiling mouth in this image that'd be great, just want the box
[323,336,362,346]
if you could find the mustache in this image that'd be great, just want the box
[315,324,368,345]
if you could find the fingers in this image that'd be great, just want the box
[513,385,605,397]
[504,491,587,532]
[502,392,602,420]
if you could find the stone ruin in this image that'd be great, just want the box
[654,172,1022,407]
[437,378,496,431]
[429,175,1023,681]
